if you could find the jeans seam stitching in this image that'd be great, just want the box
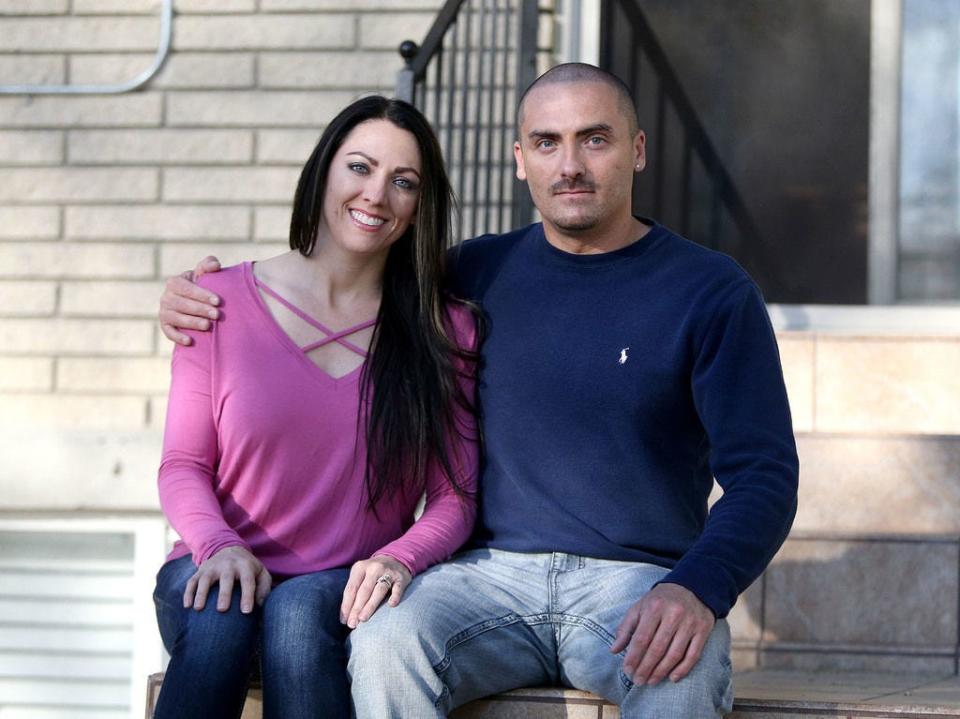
[554,613,635,691]
[432,612,551,674]
[430,613,551,710]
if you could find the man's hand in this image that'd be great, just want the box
[183,545,272,614]
[159,255,223,345]
[610,582,715,686]
[339,555,412,629]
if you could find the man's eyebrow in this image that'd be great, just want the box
[527,129,560,140]
[575,123,614,137]
[346,151,421,180]
[526,123,615,140]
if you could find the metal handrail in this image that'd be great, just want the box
[613,0,763,248]
[395,0,538,238]
[395,0,468,103]
[602,0,782,284]
[409,0,470,79]
[0,0,173,95]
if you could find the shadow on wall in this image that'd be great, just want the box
[729,434,960,674]
[736,538,960,674]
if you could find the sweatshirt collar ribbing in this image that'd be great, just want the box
[535,217,665,268]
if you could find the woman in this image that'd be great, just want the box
[152,96,480,719]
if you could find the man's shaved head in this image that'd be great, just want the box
[517,63,639,135]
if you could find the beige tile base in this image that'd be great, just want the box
[451,687,615,718]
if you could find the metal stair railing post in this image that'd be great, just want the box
[511,0,539,231]
[395,0,539,238]
[396,41,418,104]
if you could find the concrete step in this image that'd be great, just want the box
[730,670,960,718]
[145,670,960,718]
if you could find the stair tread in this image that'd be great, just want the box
[732,670,960,715]
[467,672,960,715]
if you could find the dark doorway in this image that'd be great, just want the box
[601,0,871,304]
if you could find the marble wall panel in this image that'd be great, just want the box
[793,435,960,534]
[761,539,958,647]
[729,577,764,642]
[775,333,815,433]
[731,645,760,672]
[816,337,960,435]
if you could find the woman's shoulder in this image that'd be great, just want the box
[195,263,258,337]
[174,264,252,349]
[195,262,249,297]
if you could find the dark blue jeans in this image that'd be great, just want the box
[153,555,351,719]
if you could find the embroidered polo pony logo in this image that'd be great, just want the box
[618,347,630,365]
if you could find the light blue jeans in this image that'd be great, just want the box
[348,549,733,718]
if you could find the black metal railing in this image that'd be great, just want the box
[396,0,771,282]
[601,0,778,285]
[396,0,539,241]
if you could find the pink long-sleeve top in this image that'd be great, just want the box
[158,262,478,578]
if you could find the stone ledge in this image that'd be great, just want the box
[144,670,960,718]
[731,670,960,717]
[451,687,614,717]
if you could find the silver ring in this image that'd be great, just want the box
[376,574,394,590]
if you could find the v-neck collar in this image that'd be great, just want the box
[243,261,372,388]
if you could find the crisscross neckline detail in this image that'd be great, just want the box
[255,277,376,357]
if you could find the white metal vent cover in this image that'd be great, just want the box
[0,518,167,719]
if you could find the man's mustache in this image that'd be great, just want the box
[550,180,596,193]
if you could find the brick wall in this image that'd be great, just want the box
[4,0,960,684]
[0,0,444,510]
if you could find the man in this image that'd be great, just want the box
[160,63,798,717]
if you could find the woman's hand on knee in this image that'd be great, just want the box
[184,546,272,615]
[339,555,412,629]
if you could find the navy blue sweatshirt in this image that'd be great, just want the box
[449,220,798,618]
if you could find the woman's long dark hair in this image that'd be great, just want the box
[289,95,480,510]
